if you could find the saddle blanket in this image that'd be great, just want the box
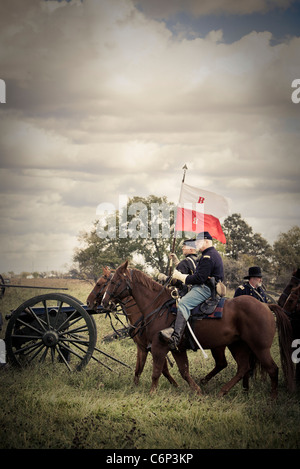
[167,297,225,319]
[191,297,226,319]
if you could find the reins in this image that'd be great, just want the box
[105,268,174,339]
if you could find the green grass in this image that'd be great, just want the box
[0,279,299,449]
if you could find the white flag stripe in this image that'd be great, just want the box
[178,183,229,219]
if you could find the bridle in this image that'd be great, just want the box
[103,269,134,307]
[89,274,113,307]
[103,268,174,335]
[99,269,145,338]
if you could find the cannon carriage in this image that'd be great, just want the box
[1,281,131,373]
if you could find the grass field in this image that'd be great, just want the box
[0,278,299,450]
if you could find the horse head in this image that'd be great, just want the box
[293,268,300,280]
[86,266,113,309]
[278,269,300,307]
[283,284,300,316]
[101,260,132,309]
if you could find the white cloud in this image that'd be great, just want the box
[0,0,299,273]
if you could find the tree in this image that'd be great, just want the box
[222,214,253,260]
[222,213,272,269]
[273,226,300,276]
[74,195,181,278]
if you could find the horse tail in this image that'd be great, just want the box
[268,304,295,393]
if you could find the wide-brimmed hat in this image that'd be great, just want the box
[244,266,263,279]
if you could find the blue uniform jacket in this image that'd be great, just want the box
[185,246,224,286]
[234,283,267,302]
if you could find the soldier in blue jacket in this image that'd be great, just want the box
[160,231,224,349]
[234,266,267,303]
[169,238,198,296]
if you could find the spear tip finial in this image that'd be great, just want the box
[182,164,188,182]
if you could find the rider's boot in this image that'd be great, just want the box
[160,310,187,349]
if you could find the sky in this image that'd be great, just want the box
[0,0,299,274]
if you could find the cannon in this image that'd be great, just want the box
[1,284,131,372]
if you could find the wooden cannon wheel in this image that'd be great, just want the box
[5,293,97,371]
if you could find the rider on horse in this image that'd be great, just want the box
[234,266,267,303]
[160,231,224,349]
[158,238,198,295]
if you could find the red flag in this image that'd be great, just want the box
[175,183,229,243]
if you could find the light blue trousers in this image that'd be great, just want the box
[178,285,211,320]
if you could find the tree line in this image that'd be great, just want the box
[73,195,300,291]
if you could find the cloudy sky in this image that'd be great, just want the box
[0,0,299,274]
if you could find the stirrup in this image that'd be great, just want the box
[159,327,174,343]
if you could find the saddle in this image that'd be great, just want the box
[191,296,226,319]
[167,297,225,318]
[190,277,226,319]
[165,296,226,352]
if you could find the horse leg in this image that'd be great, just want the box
[149,344,170,394]
[162,356,179,387]
[171,349,202,395]
[218,342,252,397]
[134,346,148,385]
[201,346,227,384]
[253,348,279,399]
[242,351,257,392]
[134,345,178,388]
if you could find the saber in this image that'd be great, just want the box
[186,321,208,359]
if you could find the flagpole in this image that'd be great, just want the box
[182,163,188,183]
[168,164,188,275]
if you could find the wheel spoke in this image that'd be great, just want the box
[53,301,64,329]
[42,299,50,329]
[26,307,48,333]
[56,310,78,332]
[14,318,44,336]
[27,343,46,363]
[51,346,55,364]
[40,346,49,363]
[56,347,72,371]
[13,339,44,356]
[5,293,96,371]
[67,323,89,333]
[59,341,86,361]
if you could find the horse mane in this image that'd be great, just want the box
[278,269,300,307]
[282,284,300,314]
[293,268,300,279]
[132,269,164,293]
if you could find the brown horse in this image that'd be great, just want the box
[87,266,178,387]
[88,268,234,388]
[102,261,295,399]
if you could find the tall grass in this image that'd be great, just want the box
[0,279,299,449]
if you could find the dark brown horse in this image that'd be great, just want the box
[102,261,295,399]
[278,268,300,308]
[87,266,178,387]
[278,269,300,383]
